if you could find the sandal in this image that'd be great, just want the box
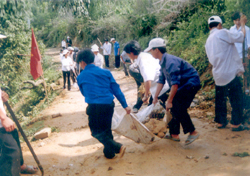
[217,122,228,129]
[185,133,200,145]
[20,165,38,174]
[232,124,246,131]
[164,134,180,142]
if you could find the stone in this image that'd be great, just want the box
[157,132,165,138]
[34,127,51,140]
[52,113,62,118]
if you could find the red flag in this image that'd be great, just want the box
[30,28,43,80]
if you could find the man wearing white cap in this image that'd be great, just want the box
[145,38,201,145]
[61,49,73,90]
[205,15,247,131]
[91,44,104,68]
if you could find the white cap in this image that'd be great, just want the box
[144,38,166,52]
[67,36,70,38]
[91,44,99,52]
[110,38,115,42]
[62,49,69,55]
[68,47,74,51]
[208,16,222,24]
[0,34,7,39]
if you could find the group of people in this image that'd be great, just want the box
[1,12,250,175]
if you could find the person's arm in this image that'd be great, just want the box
[120,55,125,64]
[0,91,15,132]
[153,83,164,104]
[165,84,178,111]
[142,80,151,103]
[118,48,120,55]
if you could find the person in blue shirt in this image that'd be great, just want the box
[145,38,201,145]
[111,38,120,68]
[77,49,131,159]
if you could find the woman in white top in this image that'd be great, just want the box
[91,44,104,68]
[61,49,73,90]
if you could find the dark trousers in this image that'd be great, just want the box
[86,102,122,159]
[122,62,129,76]
[115,55,120,68]
[70,69,76,83]
[104,55,109,68]
[62,71,71,90]
[215,76,243,125]
[169,85,200,135]
[129,66,144,109]
[0,128,23,176]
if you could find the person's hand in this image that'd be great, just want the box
[152,97,158,105]
[165,100,173,111]
[2,117,15,132]
[241,14,247,25]
[125,106,131,114]
[1,90,9,102]
[142,94,150,104]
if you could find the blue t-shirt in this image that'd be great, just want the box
[158,53,200,91]
[77,64,128,108]
[114,41,120,56]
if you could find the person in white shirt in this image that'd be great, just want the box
[61,39,66,49]
[230,12,250,94]
[205,15,247,131]
[91,44,104,68]
[67,47,77,84]
[124,40,169,113]
[100,39,112,68]
[61,49,73,90]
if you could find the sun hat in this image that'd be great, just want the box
[208,16,222,24]
[62,49,69,55]
[144,38,166,52]
[91,44,99,52]
[67,47,74,51]
[110,38,115,42]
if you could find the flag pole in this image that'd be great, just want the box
[41,74,49,105]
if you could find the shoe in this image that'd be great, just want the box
[21,165,38,174]
[164,134,180,142]
[119,146,126,158]
[185,133,200,145]
[132,108,138,113]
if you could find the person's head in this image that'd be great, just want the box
[67,36,70,39]
[123,40,141,60]
[232,12,241,27]
[77,49,95,70]
[60,49,63,53]
[91,44,99,55]
[110,38,116,43]
[208,16,223,30]
[63,49,69,57]
[105,38,108,43]
[144,38,166,60]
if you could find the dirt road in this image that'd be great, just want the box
[21,49,250,176]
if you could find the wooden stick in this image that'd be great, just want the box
[97,38,108,54]
[41,74,49,106]
[4,101,44,176]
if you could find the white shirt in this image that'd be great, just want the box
[61,40,66,47]
[101,42,112,55]
[61,56,73,71]
[0,89,7,128]
[205,28,244,86]
[230,25,250,58]
[136,52,169,97]
[94,53,104,68]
